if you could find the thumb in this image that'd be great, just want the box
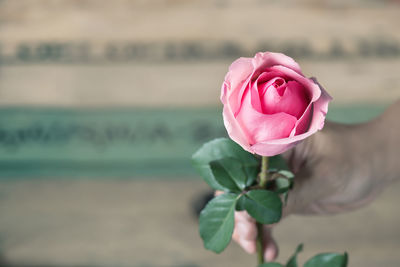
[262,226,279,262]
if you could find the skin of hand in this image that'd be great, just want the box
[227,100,400,261]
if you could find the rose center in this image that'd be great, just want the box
[271,78,285,96]
[259,77,286,99]
[257,77,308,119]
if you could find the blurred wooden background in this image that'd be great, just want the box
[0,1,399,267]
[0,0,399,106]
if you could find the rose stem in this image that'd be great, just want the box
[256,156,269,265]
[259,156,269,188]
[256,223,265,264]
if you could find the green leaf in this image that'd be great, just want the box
[192,138,259,190]
[278,170,294,179]
[210,157,247,192]
[282,192,289,205]
[269,155,290,171]
[243,190,282,224]
[236,194,246,211]
[275,177,291,194]
[286,244,304,267]
[258,263,284,267]
[199,193,238,253]
[304,252,348,267]
[245,164,260,187]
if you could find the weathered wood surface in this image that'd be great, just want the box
[0,179,399,267]
[0,0,399,106]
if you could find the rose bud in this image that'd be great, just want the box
[221,52,332,156]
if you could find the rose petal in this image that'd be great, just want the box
[291,79,332,136]
[259,77,286,98]
[235,58,293,115]
[225,57,253,93]
[222,102,253,153]
[251,140,300,157]
[249,71,287,114]
[269,65,321,103]
[261,80,309,119]
[252,52,303,75]
[250,82,263,113]
[291,102,313,136]
[236,89,297,144]
[252,84,332,151]
[222,57,254,113]
[220,81,229,105]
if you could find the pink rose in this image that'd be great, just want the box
[221,52,332,156]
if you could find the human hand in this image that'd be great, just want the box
[229,116,394,260]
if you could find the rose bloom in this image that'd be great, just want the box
[221,52,332,156]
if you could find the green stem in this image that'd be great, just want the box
[259,156,269,188]
[256,156,269,265]
[256,222,265,265]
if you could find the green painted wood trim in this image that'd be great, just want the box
[0,105,386,178]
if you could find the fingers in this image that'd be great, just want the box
[232,211,257,253]
[263,226,279,262]
[232,211,279,261]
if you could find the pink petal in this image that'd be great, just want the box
[222,57,254,114]
[248,71,288,114]
[225,57,253,92]
[252,83,332,155]
[236,89,297,144]
[259,77,286,97]
[260,80,309,119]
[291,102,313,136]
[222,101,253,153]
[220,81,229,105]
[269,65,321,102]
[252,52,303,75]
[251,139,301,157]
